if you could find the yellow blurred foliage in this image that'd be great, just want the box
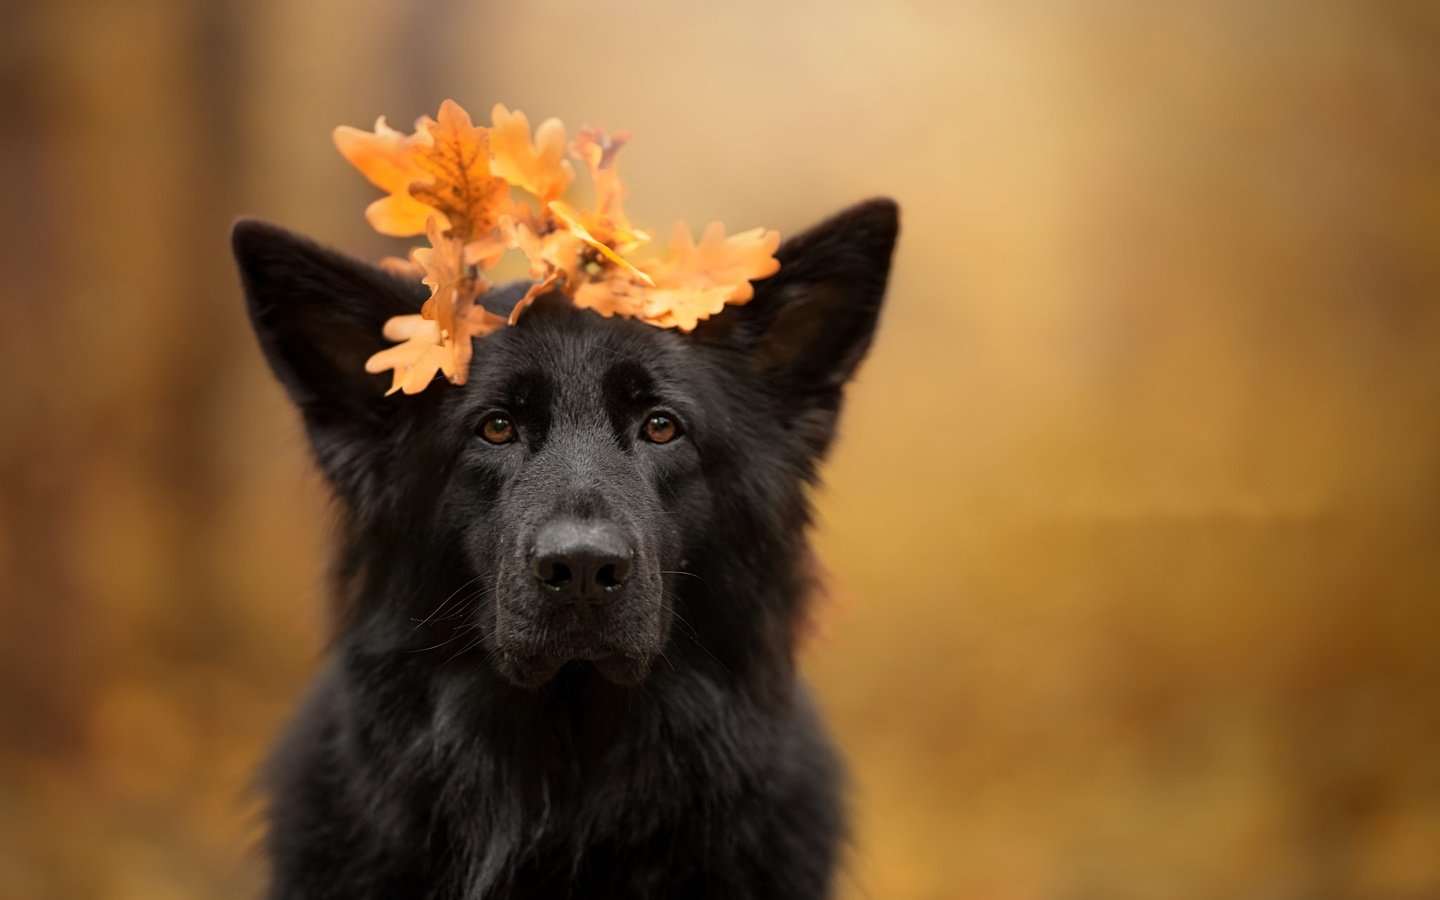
[2,1,1438,898]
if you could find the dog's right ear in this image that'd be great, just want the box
[233,220,422,477]
[704,198,899,459]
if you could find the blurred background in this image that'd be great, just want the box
[3,0,1440,897]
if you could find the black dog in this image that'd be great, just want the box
[233,197,899,899]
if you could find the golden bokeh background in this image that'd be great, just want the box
[3,1,1439,897]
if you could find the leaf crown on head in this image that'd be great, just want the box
[333,99,782,395]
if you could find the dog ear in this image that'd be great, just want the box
[724,197,900,457]
[233,220,424,478]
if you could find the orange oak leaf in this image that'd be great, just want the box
[571,274,647,320]
[547,201,653,285]
[561,126,651,253]
[501,216,586,322]
[411,217,504,380]
[409,100,511,247]
[463,235,507,271]
[364,315,453,395]
[413,221,472,333]
[489,104,574,204]
[364,300,507,395]
[633,222,782,331]
[333,116,437,237]
[342,100,786,395]
[502,216,580,283]
[508,272,563,325]
[636,285,736,332]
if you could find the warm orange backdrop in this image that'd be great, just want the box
[3,2,1439,898]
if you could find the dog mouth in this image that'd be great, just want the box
[499,647,656,689]
[489,578,668,688]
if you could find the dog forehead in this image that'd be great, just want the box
[480,306,684,411]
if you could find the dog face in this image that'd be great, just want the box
[235,199,897,689]
[440,303,712,686]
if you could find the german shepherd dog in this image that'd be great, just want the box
[233,197,899,899]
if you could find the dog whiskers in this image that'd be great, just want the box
[661,591,733,677]
[411,573,489,630]
[408,622,480,655]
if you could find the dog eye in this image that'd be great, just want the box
[642,413,680,445]
[478,414,516,445]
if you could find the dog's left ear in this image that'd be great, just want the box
[719,197,900,457]
[233,219,424,493]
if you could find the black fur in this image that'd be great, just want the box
[232,198,899,899]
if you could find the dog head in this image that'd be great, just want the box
[234,199,898,688]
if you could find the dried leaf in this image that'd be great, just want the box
[412,220,471,337]
[503,216,581,284]
[502,216,591,323]
[364,300,506,395]
[364,315,452,395]
[463,235,508,270]
[340,100,785,396]
[555,222,779,331]
[411,217,503,380]
[409,100,511,246]
[646,222,781,300]
[566,127,651,253]
[508,272,562,325]
[489,104,574,204]
[572,274,646,320]
[547,201,653,284]
[632,222,781,331]
[333,116,437,237]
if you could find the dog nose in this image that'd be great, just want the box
[531,519,634,602]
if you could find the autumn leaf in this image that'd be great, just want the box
[501,216,585,322]
[364,302,506,395]
[333,116,436,237]
[559,126,651,253]
[366,217,505,393]
[409,100,511,247]
[489,103,574,204]
[571,274,647,320]
[411,217,503,379]
[630,222,781,331]
[334,101,511,259]
[508,272,563,325]
[561,222,779,331]
[340,99,785,394]
[413,219,472,335]
[364,315,452,395]
[643,221,780,300]
[547,201,653,284]
[502,216,580,284]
